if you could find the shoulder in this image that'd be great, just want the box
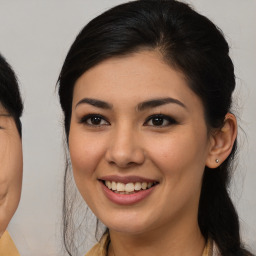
[210,239,254,256]
[202,238,221,256]
[85,233,110,256]
[0,231,20,256]
[212,240,221,256]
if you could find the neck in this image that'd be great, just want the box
[108,220,205,256]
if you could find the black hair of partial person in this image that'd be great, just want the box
[0,53,23,136]
[58,0,254,255]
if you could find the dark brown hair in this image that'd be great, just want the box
[0,53,23,135]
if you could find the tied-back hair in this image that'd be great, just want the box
[58,1,254,255]
[0,53,23,136]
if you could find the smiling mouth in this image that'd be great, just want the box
[102,180,158,195]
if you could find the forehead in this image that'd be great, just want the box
[72,50,202,111]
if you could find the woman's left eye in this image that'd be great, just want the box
[144,114,177,127]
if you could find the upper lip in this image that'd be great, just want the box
[99,175,158,184]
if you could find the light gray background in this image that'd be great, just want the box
[0,1,255,255]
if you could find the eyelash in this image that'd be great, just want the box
[144,114,177,127]
[79,114,177,127]
[79,114,110,126]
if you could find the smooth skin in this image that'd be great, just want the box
[69,51,237,256]
[0,105,22,237]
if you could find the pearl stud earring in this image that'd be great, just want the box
[215,159,219,163]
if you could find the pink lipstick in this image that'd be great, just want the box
[99,176,158,205]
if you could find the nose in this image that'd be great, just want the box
[105,125,145,168]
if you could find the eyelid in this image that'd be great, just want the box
[79,114,110,126]
[144,114,177,127]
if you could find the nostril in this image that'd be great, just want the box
[108,160,115,165]
[107,160,137,168]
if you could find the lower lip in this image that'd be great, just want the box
[100,182,156,205]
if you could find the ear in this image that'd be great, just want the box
[206,113,237,169]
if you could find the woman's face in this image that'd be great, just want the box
[69,51,213,235]
[0,106,22,237]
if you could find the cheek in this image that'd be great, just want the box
[145,132,208,220]
[0,135,22,235]
[147,131,208,181]
[68,126,110,210]
[68,126,106,180]
[0,134,23,187]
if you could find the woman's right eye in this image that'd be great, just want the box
[80,114,109,126]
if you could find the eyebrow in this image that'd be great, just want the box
[75,97,186,111]
[137,97,186,111]
[76,98,113,109]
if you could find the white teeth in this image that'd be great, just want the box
[111,181,117,191]
[116,182,125,192]
[141,182,147,190]
[104,180,157,193]
[106,181,112,189]
[125,183,135,192]
[134,182,142,191]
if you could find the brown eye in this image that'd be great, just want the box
[80,114,109,126]
[90,116,103,125]
[144,114,177,127]
[151,117,164,126]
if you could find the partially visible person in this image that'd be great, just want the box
[0,53,23,255]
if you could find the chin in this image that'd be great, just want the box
[102,216,153,235]
[109,224,147,235]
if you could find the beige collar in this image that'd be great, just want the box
[85,233,220,256]
[0,231,20,256]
